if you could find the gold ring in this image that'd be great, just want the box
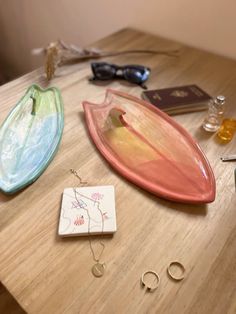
[141,270,160,292]
[167,261,185,281]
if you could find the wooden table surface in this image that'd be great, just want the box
[0,28,236,314]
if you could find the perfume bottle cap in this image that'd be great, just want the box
[216,95,225,104]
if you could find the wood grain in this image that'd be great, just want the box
[0,28,236,314]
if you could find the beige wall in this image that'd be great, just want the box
[0,0,235,78]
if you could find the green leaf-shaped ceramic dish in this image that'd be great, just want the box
[0,84,64,194]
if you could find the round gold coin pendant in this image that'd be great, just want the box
[92,262,105,277]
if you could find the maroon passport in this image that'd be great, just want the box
[142,85,212,115]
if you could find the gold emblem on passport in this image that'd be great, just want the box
[170,90,188,98]
[153,92,161,100]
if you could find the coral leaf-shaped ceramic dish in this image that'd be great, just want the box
[83,89,215,204]
[0,84,64,194]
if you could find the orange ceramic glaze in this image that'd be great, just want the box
[82,89,215,204]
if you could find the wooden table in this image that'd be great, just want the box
[0,28,236,314]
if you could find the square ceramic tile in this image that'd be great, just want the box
[58,185,116,236]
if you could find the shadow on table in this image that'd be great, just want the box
[0,283,26,314]
[134,184,207,216]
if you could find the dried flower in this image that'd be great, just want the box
[32,39,180,80]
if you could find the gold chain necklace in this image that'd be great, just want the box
[70,169,106,277]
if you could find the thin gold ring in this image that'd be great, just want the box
[141,270,160,292]
[167,261,185,281]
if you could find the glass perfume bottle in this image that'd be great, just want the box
[202,95,225,132]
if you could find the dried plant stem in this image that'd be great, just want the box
[59,49,180,66]
[41,39,181,80]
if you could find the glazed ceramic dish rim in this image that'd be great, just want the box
[83,89,215,204]
[0,84,64,194]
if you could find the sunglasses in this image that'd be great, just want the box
[90,62,151,89]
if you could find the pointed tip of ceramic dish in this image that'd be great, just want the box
[83,89,216,204]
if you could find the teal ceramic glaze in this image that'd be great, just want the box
[0,84,64,194]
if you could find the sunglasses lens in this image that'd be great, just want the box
[124,67,150,84]
[92,63,116,80]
